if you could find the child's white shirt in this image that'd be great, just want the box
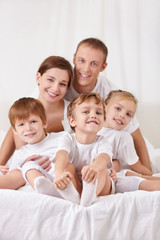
[9,132,64,175]
[56,132,113,181]
[98,127,139,171]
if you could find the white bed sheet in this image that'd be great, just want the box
[0,187,160,240]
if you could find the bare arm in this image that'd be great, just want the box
[54,150,72,189]
[0,128,15,165]
[129,160,152,175]
[131,128,152,171]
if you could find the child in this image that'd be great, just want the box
[0,97,65,195]
[64,37,152,173]
[0,56,73,180]
[53,92,114,206]
[100,90,160,193]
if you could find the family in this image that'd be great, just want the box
[0,38,160,207]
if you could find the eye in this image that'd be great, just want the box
[60,82,67,87]
[47,78,54,82]
[115,107,121,111]
[79,59,84,63]
[18,123,24,127]
[31,120,37,124]
[82,110,89,114]
[96,111,103,115]
[126,113,132,118]
[91,62,97,67]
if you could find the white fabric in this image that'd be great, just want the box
[99,127,139,171]
[9,132,64,173]
[56,132,113,181]
[0,188,160,240]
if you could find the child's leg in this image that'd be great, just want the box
[57,163,81,204]
[139,179,160,191]
[126,170,160,180]
[80,169,113,207]
[0,169,25,189]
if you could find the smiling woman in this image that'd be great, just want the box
[0,56,73,175]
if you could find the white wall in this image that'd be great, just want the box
[0,0,160,147]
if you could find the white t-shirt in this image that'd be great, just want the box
[99,127,139,171]
[56,132,113,181]
[10,132,65,174]
[64,74,139,133]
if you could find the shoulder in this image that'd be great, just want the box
[93,75,118,99]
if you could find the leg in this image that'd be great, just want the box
[139,179,160,191]
[0,169,25,189]
[126,170,160,180]
[57,163,81,204]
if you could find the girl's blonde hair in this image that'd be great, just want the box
[105,90,137,106]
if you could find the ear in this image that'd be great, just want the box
[36,72,41,85]
[43,120,48,130]
[12,127,18,135]
[73,53,76,65]
[69,116,76,128]
[100,62,107,72]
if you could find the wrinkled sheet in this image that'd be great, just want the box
[0,188,160,240]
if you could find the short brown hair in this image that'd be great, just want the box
[75,38,108,63]
[67,92,106,121]
[105,90,137,106]
[37,56,73,87]
[9,97,46,129]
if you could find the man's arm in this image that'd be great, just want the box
[131,128,152,172]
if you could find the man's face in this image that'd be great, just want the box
[73,45,107,92]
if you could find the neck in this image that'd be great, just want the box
[75,129,97,144]
[73,77,97,94]
[38,96,64,113]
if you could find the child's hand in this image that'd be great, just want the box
[54,172,73,190]
[0,165,9,175]
[109,168,117,183]
[81,165,97,184]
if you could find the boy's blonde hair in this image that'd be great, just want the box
[75,38,108,63]
[105,90,137,106]
[9,97,47,129]
[67,92,106,121]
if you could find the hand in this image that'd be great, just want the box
[81,165,97,184]
[0,165,9,175]
[54,171,73,190]
[109,168,117,183]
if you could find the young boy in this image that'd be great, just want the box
[53,92,114,206]
[100,90,160,193]
[0,97,64,196]
[64,37,152,173]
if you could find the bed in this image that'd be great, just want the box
[0,119,160,240]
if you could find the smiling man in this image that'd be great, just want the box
[65,37,152,173]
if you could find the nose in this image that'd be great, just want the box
[52,82,59,92]
[90,111,96,118]
[83,62,90,72]
[119,111,124,118]
[25,123,31,131]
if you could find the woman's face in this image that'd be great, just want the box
[36,68,69,103]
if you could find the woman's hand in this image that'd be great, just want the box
[0,165,9,175]
[109,168,117,183]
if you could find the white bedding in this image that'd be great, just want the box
[0,187,160,240]
[0,130,160,240]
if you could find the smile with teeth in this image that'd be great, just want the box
[80,73,91,78]
[47,90,58,97]
[114,118,124,125]
[25,133,36,138]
